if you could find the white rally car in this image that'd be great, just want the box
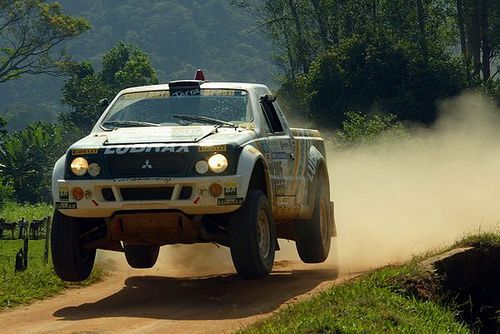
[51,71,336,281]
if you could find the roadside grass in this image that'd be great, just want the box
[451,231,500,249]
[240,265,468,334]
[240,233,500,334]
[0,240,103,309]
[0,203,104,310]
[0,202,53,222]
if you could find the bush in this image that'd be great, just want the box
[0,178,12,209]
[336,111,409,149]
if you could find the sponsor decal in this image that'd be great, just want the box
[59,188,69,201]
[171,88,200,97]
[224,183,238,196]
[275,183,286,196]
[276,197,295,206]
[104,146,189,155]
[55,202,77,209]
[217,198,244,206]
[307,148,323,181]
[72,149,98,155]
[271,152,289,160]
[112,177,173,183]
[199,145,226,152]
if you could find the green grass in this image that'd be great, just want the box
[240,264,468,334]
[0,202,53,222]
[239,234,500,334]
[0,240,102,310]
[451,231,500,249]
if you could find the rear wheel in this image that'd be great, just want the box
[124,245,159,269]
[229,190,276,279]
[295,175,331,263]
[51,210,96,282]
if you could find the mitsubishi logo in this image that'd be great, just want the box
[141,159,153,169]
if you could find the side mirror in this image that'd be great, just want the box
[260,95,276,103]
[99,98,110,108]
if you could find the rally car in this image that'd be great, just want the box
[51,70,336,281]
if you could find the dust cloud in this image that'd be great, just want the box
[98,94,500,276]
[328,93,500,273]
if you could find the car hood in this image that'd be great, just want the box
[70,126,256,149]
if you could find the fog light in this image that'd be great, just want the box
[195,160,209,174]
[88,163,101,177]
[72,187,84,201]
[209,183,223,197]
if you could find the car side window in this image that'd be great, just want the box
[261,98,284,133]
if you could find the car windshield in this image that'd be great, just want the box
[101,89,251,128]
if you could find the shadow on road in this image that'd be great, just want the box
[54,266,338,321]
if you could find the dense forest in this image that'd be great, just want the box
[236,0,499,127]
[0,0,499,204]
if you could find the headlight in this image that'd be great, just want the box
[71,157,89,176]
[208,154,228,173]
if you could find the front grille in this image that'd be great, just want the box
[106,153,189,178]
[120,187,174,201]
[101,188,115,201]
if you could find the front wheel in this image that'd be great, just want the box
[51,210,96,282]
[229,190,276,279]
[124,245,159,269]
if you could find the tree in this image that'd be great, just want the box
[0,0,90,83]
[295,32,466,128]
[61,42,159,132]
[456,0,499,81]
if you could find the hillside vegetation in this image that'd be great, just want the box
[0,0,277,130]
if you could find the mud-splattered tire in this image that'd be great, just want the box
[51,210,96,282]
[124,245,159,269]
[230,190,276,279]
[295,175,331,263]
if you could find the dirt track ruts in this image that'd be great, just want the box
[0,256,348,334]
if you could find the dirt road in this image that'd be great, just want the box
[0,249,345,334]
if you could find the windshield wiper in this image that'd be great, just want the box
[102,120,161,129]
[172,114,236,128]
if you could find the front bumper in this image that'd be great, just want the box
[55,175,244,218]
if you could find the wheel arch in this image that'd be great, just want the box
[51,154,66,204]
[237,145,273,206]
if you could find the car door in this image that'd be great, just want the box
[259,96,300,218]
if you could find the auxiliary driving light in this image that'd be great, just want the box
[209,183,223,197]
[208,154,228,174]
[71,157,89,176]
[72,187,85,201]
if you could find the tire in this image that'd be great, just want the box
[229,190,276,279]
[295,174,331,263]
[51,210,96,282]
[124,245,159,269]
